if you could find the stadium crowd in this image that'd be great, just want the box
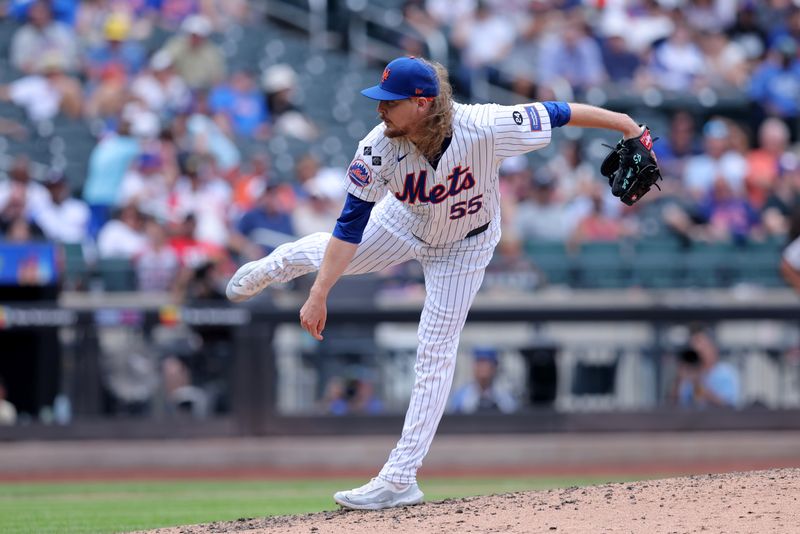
[0,0,799,298]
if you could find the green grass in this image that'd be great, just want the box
[0,475,639,534]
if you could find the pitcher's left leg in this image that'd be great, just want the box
[377,243,493,485]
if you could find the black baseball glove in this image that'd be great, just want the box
[600,126,662,206]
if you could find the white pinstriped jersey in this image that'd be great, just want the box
[343,101,553,246]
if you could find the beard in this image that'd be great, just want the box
[381,115,409,138]
[384,126,407,138]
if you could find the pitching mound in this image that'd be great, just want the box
[143,468,799,534]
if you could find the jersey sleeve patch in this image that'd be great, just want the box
[348,159,372,187]
[524,105,541,131]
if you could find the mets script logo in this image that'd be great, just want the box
[348,159,372,187]
[395,166,476,204]
[382,68,390,83]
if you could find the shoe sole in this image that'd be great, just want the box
[333,492,424,511]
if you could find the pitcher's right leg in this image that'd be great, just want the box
[226,232,331,302]
[226,221,418,303]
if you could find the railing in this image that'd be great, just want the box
[0,290,798,440]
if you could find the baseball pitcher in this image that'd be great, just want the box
[226,56,661,510]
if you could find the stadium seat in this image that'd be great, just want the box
[575,242,629,289]
[96,258,137,292]
[525,240,575,286]
[61,243,88,290]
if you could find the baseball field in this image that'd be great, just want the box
[0,475,637,534]
[2,469,799,533]
[2,433,798,533]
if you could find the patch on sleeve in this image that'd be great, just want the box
[372,156,382,166]
[348,159,372,187]
[363,146,372,156]
[512,111,523,125]
[524,105,541,131]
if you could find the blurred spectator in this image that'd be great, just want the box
[762,154,800,236]
[449,347,517,414]
[261,64,318,141]
[451,0,515,97]
[320,373,384,415]
[170,155,231,247]
[0,178,45,241]
[497,11,547,99]
[32,169,89,245]
[158,0,201,30]
[161,355,209,418]
[118,151,173,220]
[183,93,241,172]
[600,30,641,85]
[85,65,130,122]
[230,184,295,259]
[598,0,674,55]
[683,0,737,34]
[291,181,341,237]
[667,176,761,245]
[320,376,349,415]
[96,202,148,259]
[210,70,270,139]
[781,209,800,293]
[0,52,83,121]
[537,10,606,95]
[749,37,800,137]
[697,31,749,89]
[696,177,762,243]
[130,51,192,120]
[135,218,180,292]
[0,117,27,140]
[167,212,226,270]
[172,256,229,303]
[84,13,146,83]
[82,120,141,236]
[0,155,50,219]
[644,22,706,92]
[229,152,269,215]
[159,14,225,90]
[0,376,17,425]
[570,187,629,244]
[655,111,701,183]
[725,4,768,62]
[513,171,587,242]
[683,119,747,200]
[746,118,792,209]
[397,0,440,58]
[545,139,594,202]
[672,324,741,409]
[7,0,78,25]
[425,0,475,29]
[9,0,79,74]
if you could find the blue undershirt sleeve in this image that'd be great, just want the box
[332,193,375,244]
[542,101,571,128]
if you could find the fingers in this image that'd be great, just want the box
[300,313,325,341]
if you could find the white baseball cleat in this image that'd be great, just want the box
[225,258,273,303]
[333,477,424,510]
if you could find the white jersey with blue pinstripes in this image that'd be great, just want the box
[343,101,552,246]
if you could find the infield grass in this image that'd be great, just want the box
[0,475,641,534]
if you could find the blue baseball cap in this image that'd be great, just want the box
[361,57,439,101]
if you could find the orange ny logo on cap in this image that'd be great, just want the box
[415,88,423,95]
[381,68,390,83]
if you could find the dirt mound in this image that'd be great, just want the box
[142,468,799,534]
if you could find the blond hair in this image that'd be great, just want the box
[412,59,454,162]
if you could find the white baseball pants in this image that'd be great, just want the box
[259,214,499,484]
